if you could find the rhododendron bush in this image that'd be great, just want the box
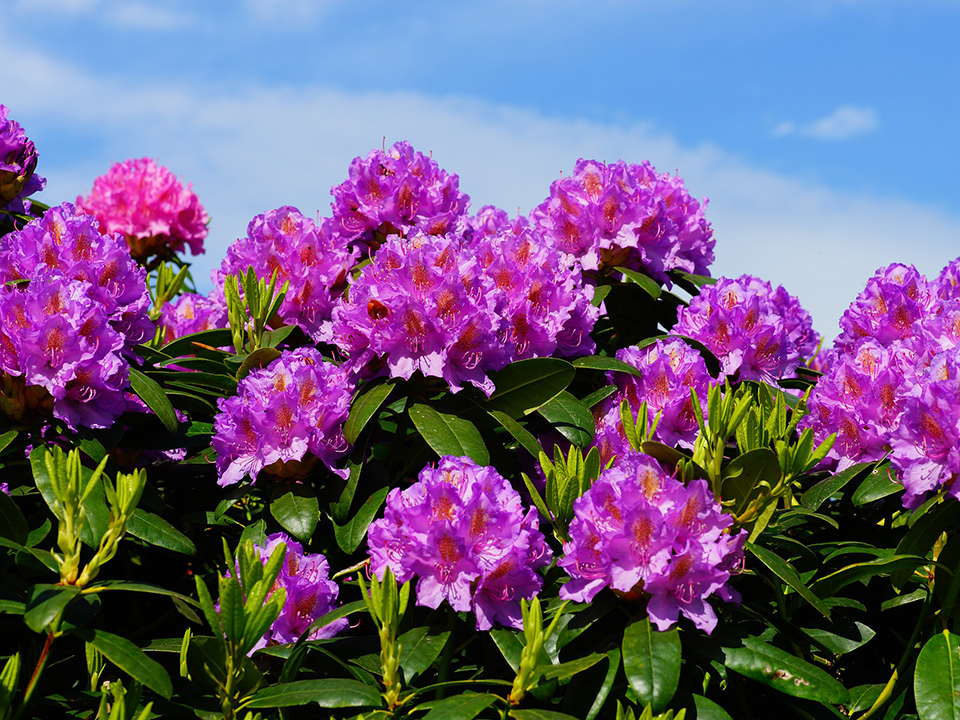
[4,105,960,720]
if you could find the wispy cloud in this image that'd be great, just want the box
[3,49,955,339]
[774,105,879,140]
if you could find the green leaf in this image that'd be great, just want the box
[747,543,831,620]
[486,358,575,418]
[30,445,111,549]
[571,356,643,378]
[333,486,389,554]
[622,618,681,713]
[812,555,927,599]
[244,678,382,709]
[490,627,524,672]
[344,381,395,445]
[0,429,17,454]
[128,368,179,433]
[420,693,497,720]
[236,347,282,381]
[399,627,450,682]
[488,410,542,459]
[0,491,28,545]
[801,461,875,511]
[159,328,234,357]
[77,628,173,700]
[85,580,200,608]
[581,385,618,409]
[126,508,197,555]
[915,630,960,720]
[802,620,876,656]
[536,653,604,681]
[715,636,849,704]
[510,710,582,720]
[219,577,245,643]
[616,267,662,298]
[270,484,319,542]
[409,403,490,465]
[720,448,780,517]
[851,463,902,505]
[536,391,595,448]
[893,500,959,588]
[586,648,620,720]
[691,694,735,720]
[261,324,297,348]
[25,583,80,633]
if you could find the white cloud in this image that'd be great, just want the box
[777,105,879,141]
[106,3,194,30]
[3,50,956,341]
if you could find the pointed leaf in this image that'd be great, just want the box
[915,630,960,720]
[691,694,735,720]
[0,491,28,545]
[622,618,681,713]
[344,381,395,445]
[572,356,643,378]
[409,403,489,465]
[244,678,382,708]
[538,391,594,447]
[487,358,575,418]
[747,543,831,620]
[78,628,173,700]
[333,486,389,554]
[399,627,451,682]
[128,368,178,433]
[420,693,498,720]
[488,410,542,459]
[616,267,662,298]
[270,484,319,542]
[159,328,234,358]
[801,461,875,511]
[25,584,80,633]
[851,463,902,505]
[126,509,197,555]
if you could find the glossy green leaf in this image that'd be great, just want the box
[536,391,595,448]
[0,491,28,545]
[409,403,489,465]
[812,555,927,599]
[585,648,620,720]
[616,266,662,298]
[236,346,282,381]
[270,484,319,542]
[128,368,179,433]
[893,500,959,588]
[219,577,244,643]
[537,653,604,681]
[851,463,902,505]
[399,627,450,682]
[488,410,542,459]
[622,618,681,713]
[86,580,200,607]
[77,628,173,699]
[344,381,395,444]
[30,446,110,549]
[490,627,524,672]
[747,543,831,620]
[571,356,643,378]
[716,636,849,704]
[801,461,875,511]
[159,328,234,357]
[0,429,18,454]
[692,694,735,720]
[126,508,197,555]
[333,486,389,554]
[25,583,80,633]
[245,678,382,708]
[510,710,581,720]
[802,620,875,656]
[486,358,575,418]
[915,630,960,720]
[420,693,498,720]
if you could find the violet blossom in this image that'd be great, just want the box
[0,104,46,213]
[367,456,551,631]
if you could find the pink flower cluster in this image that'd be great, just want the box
[330,140,470,250]
[559,452,745,633]
[76,158,208,262]
[530,158,714,283]
[672,275,818,384]
[0,204,151,430]
[212,348,354,486]
[593,339,713,466]
[215,206,358,341]
[0,104,45,212]
[250,533,346,649]
[367,456,551,631]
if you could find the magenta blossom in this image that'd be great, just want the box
[212,348,353,486]
[77,158,208,262]
[367,456,551,631]
[559,452,745,634]
[0,104,46,212]
[159,292,228,343]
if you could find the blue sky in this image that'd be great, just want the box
[2,0,959,340]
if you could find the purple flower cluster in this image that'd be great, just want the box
[76,158,208,262]
[330,141,470,250]
[0,104,46,212]
[367,456,551,631]
[0,204,151,430]
[158,292,229,343]
[559,452,745,633]
[593,339,713,466]
[672,275,817,384]
[250,533,346,649]
[214,206,358,341]
[212,348,354,486]
[530,158,714,283]
[324,232,505,395]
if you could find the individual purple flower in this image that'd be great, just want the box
[671,275,806,384]
[597,339,712,452]
[558,452,744,634]
[935,257,960,301]
[0,104,46,213]
[330,141,470,250]
[473,224,599,360]
[888,346,960,509]
[0,203,153,347]
[530,158,714,284]
[76,158,208,262]
[158,291,229,343]
[214,207,358,341]
[212,348,354,486]
[367,456,551,631]
[324,232,505,395]
[834,264,936,356]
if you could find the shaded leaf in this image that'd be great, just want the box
[812,555,927,599]
[399,627,450,682]
[333,487,389,555]
[572,356,643,378]
[616,267,662,298]
[344,381,395,445]
[536,391,595,448]
[129,368,179,433]
[622,618,681,713]
[159,328,234,357]
[851,463,902,506]
[126,508,197,555]
[915,630,960,720]
[409,403,490,465]
[801,461,875,511]
[245,678,381,709]
[747,543,831,620]
[270,484,319,542]
[420,693,497,720]
[0,491,28,545]
[77,628,173,699]
[486,358,575,418]
[488,410,542,459]
[25,583,80,633]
